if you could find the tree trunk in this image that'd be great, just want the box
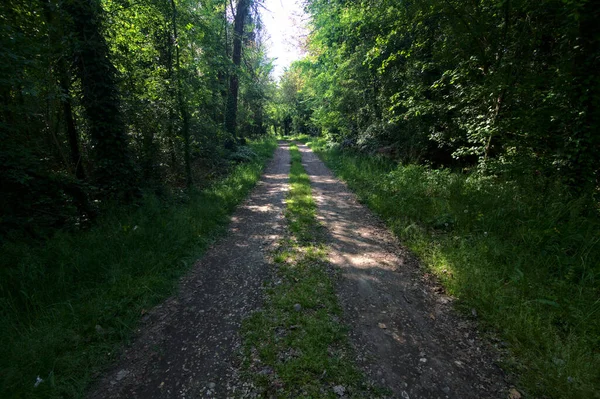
[570,1,600,191]
[58,66,85,180]
[39,0,86,180]
[224,0,250,148]
[66,0,136,198]
[170,0,193,187]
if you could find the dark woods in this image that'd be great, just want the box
[0,0,271,239]
[1,1,599,397]
[5,0,598,238]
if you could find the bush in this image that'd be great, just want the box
[228,145,258,163]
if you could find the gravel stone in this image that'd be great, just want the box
[332,385,346,396]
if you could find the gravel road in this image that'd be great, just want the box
[89,141,509,399]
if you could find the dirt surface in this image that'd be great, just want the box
[89,141,510,399]
[298,143,509,399]
[88,142,290,399]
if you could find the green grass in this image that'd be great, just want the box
[241,143,378,398]
[0,138,277,399]
[285,144,320,243]
[297,135,600,399]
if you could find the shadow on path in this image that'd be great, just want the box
[298,143,508,399]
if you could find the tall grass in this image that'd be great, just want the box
[301,136,600,399]
[0,138,277,399]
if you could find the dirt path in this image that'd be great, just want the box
[88,142,290,399]
[298,143,509,399]
[89,141,509,399]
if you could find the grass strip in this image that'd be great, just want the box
[241,143,378,398]
[0,138,277,399]
[297,135,600,399]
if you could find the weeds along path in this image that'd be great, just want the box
[88,142,290,399]
[298,143,509,399]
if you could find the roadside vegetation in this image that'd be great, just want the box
[1,0,276,397]
[241,143,378,398]
[0,139,276,399]
[297,135,599,399]
[269,0,599,397]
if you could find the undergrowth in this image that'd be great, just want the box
[0,138,277,399]
[241,143,377,398]
[298,135,600,399]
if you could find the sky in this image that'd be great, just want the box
[259,0,308,80]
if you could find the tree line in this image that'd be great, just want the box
[274,0,599,194]
[1,0,271,238]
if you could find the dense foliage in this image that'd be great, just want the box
[1,0,273,239]
[275,2,600,397]
[275,0,599,192]
[1,1,274,395]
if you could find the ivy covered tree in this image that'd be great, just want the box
[224,0,251,146]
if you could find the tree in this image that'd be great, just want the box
[0,0,273,237]
[294,0,600,190]
[66,0,137,197]
[170,0,192,187]
[224,0,251,146]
